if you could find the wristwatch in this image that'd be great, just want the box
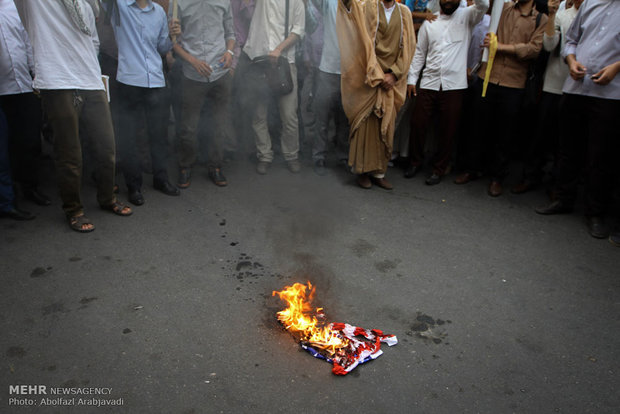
[226,49,235,56]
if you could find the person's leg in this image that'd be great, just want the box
[1,93,43,193]
[79,89,117,208]
[116,83,144,193]
[0,107,31,220]
[205,74,232,171]
[144,86,172,185]
[232,53,257,157]
[583,97,620,219]
[40,89,84,218]
[488,85,524,184]
[200,74,232,185]
[455,80,489,182]
[0,108,15,212]
[360,114,393,189]
[312,70,333,163]
[252,100,273,164]
[535,93,586,215]
[299,66,317,155]
[554,94,586,207]
[334,74,350,163]
[175,76,209,187]
[521,91,556,186]
[433,89,464,176]
[167,59,184,144]
[177,76,209,170]
[407,88,435,174]
[278,63,301,163]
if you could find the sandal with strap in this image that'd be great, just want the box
[68,214,95,233]
[101,201,133,216]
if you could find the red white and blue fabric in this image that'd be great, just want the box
[301,322,397,376]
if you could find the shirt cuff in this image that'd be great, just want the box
[562,44,576,60]
[543,33,559,53]
[514,43,532,60]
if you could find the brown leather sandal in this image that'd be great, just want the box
[68,214,95,233]
[101,201,132,216]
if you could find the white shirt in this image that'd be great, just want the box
[14,0,104,91]
[316,0,341,74]
[382,1,396,23]
[408,0,488,91]
[84,0,99,56]
[542,5,578,95]
[243,0,305,64]
[0,0,33,95]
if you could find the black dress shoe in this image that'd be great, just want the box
[154,180,181,196]
[586,216,609,239]
[128,190,145,206]
[535,199,573,215]
[177,168,191,189]
[0,207,35,220]
[208,168,228,186]
[425,173,441,186]
[404,164,419,179]
[23,188,51,206]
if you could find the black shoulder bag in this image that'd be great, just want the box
[251,0,294,96]
[522,12,549,109]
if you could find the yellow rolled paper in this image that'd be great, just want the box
[482,33,498,98]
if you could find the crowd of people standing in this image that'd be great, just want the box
[0,0,618,246]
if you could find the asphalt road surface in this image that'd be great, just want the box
[2,157,619,414]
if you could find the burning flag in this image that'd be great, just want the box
[272,282,397,376]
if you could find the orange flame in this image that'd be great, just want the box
[272,282,349,354]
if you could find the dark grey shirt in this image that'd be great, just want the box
[171,0,235,83]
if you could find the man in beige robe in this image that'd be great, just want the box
[338,0,415,189]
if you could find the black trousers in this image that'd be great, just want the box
[0,92,42,190]
[464,82,524,181]
[116,82,170,191]
[521,91,561,183]
[555,93,620,217]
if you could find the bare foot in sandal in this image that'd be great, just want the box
[68,214,95,233]
[101,201,132,216]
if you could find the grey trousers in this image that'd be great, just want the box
[312,70,349,162]
[252,63,300,163]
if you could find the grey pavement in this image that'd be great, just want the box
[1,157,619,414]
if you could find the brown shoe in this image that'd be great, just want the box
[177,168,191,189]
[370,176,393,190]
[454,172,475,185]
[511,180,537,194]
[356,174,372,189]
[208,167,228,186]
[488,180,503,197]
